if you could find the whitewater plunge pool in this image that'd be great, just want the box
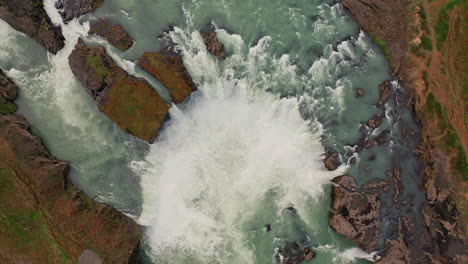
[0,0,425,263]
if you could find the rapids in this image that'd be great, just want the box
[0,0,424,263]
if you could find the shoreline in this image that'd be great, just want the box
[338,0,467,262]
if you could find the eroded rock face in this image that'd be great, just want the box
[69,39,169,142]
[0,69,18,115]
[201,30,226,60]
[0,114,142,264]
[329,175,380,252]
[138,49,197,104]
[0,0,65,54]
[89,19,134,51]
[0,71,141,263]
[55,0,104,23]
[341,0,409,74]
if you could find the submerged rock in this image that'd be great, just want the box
[138,49,197,104]
[55,0,104,23]
[377,81,391,108]
[0,0,65,54]
[329,175,380,252]
[276,242,315,263]
[69,39,169,142]
[324,150,341,171]
[89,19,134,51]
[200,24,227,60]
[0,69,18,115]
[356,88,365,97]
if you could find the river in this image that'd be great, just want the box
[0,0,425,263]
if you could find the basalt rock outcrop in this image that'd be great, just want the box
[341,0,408,74]
[0,69,17,115]
[341,0,467,262]
[275,241,315,263]
[329,175,381,253]
[89,19,134,51]
[0,0,65,54]
[324,150,340,171]
[55,0,104,23]
[0,70,141,264]
[200,25,226,60]
[69,39,169,142]
[138,49,197,104]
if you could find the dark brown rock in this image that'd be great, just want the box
[324,151,341,171]
[0,69,18,115]
[69,39,169,142]
[341,0,409,74]
[377,80,391,108]
[0,0,65,54]
[138,49,197,104]
[276,242,315,263]
[201,31,226,60]
[363,140,375,149]
[329,175,380,252]
[375,129,391,145]
[89,19,134,51]
[55,0,104,23]
[356,88,365,97]
[367,114,384,129]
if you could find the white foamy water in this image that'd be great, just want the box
[136,26,343,263]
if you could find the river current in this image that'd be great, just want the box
[0,0,424,263]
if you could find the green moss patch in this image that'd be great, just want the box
[436,0,462,50]
[424,93,467,180]
[86,54,108,79]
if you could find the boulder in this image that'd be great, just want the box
[89,19,134,51]
[0,69,18,115]
[367,114,384,129]
[329,175,380,252]
[138,49,197,104]
[377,81,391,108]
[200,27,226,60]
[0,0,65,54]
[55,0,104,23]
[275,242,315,263]
[356,88,365,97]
[324,150,341,171]
[69,39,169,142]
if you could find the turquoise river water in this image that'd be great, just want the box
[0,0,426,263]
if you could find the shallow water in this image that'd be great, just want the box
[0,0,425,263]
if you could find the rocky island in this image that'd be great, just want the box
[69,39,169,143]
[0,0,465,263]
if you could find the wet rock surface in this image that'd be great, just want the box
[341,1,467,263]
[324,150,341,171]
[0,71,141,263]
[0,69,18,115]
[0,0,65,54]
[377,81,391,108]
[69,39,169,142]
[341,0,409,74]
[138,49,197,104]
[55,0,104,23]
[89,19,134,51]
[329,175,381,252]
[275,242,315,264]
[200,24,226,60]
